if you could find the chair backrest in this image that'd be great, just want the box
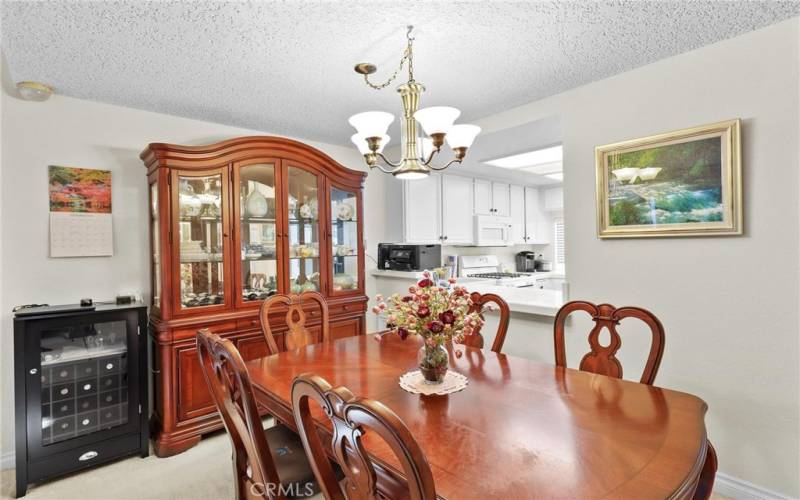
[196,329,281,500]
[259,291,330,355]
[291,373,436,500]
[553,300,665,385]
[462,292,511,353]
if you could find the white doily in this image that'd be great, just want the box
[398,370,469,396]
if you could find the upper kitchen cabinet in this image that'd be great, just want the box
[402,174,442,244]
[509,185,527,245]
[492,182,511,216]
[473,179,493,215]
[441,175,475,245]
[525,186,550,244]
[473,179,510,216]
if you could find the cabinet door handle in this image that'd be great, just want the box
[444,236,448,240]
[29,368,38,375]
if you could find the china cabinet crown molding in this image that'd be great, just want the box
[141,136,367,457]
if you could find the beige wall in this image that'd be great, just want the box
[474,18,800,496]
[0,80,392,464]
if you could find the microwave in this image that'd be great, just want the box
[378,244,441,271]
[473,215,513,247]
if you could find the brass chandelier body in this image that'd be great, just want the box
[349,26,479,180]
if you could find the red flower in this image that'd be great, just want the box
[427,321,444,333]
[401,295,413,302]
[439,310,456,325]
[397,327,409,340]
[417,278,433,288]
[417,306,430,318]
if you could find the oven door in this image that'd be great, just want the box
[474,216,513,247]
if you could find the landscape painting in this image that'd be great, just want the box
[49,166,112,213]
[596,119,741,238]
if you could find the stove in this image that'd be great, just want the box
[467,272,523,279]
[458,255,539,288]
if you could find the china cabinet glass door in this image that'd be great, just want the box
[150,182,161,309]
[329,186,361,294]
[286,166,322,293]
[173,169,230,312]
[235,163,280,306]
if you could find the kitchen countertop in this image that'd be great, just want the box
[371,269,566,317]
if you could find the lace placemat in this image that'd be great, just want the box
[398,370,469,396]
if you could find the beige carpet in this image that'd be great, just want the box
[1,423,731,499]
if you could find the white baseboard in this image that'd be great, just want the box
[714,472,795,500]
[1,451,14,471]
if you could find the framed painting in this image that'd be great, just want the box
[595,119,741,238]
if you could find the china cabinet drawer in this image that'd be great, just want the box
[27,434,141,483]
[173,321,237,341]
[236,317,261,331]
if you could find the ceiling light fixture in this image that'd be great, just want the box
[349,26,480,180]
[16,81,53,101]
[484,145,563,169]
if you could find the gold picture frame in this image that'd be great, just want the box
[596,119,742,238]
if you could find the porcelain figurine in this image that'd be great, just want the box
[245,189,269,217]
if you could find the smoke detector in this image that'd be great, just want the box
[16,81,53,101]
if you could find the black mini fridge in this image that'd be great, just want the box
[13,303,149,497]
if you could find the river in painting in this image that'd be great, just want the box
[608,136,723,226]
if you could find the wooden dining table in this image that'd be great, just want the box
[246,333,710,499]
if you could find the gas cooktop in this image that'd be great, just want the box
[467,272,523,279]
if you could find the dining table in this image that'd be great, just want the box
[246,333,711,499]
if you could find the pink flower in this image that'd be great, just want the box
[408,286,417,294]
[402,295,413,302]
[378,303,386,310]
[371,306,380,314]
[448,278,457,284]
[417,306,430,318]
[375,294,384,302]
[420,293,430,301]
[423,270,431,278]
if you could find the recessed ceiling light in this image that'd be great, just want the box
[519,161,562,175]
[544,173,563,181]
[484,145,562,169]
[16,81,53,101]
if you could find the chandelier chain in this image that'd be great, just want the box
[363,26,415,90]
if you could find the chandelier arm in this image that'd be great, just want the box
[369,162,399,174]
[422,147,442,166]
[427,159,463,171]
[375,152,403,169]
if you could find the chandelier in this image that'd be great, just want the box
[348,26,481,180]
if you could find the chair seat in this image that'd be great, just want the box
[264,423,317,494]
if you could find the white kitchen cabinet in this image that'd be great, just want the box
[509,185,526,245]
[473,179,493,215]
[544,186,564,211]
[441,175,474,245]
[492,182,510,217]
[402,175,442,244]
[525,186,550,244]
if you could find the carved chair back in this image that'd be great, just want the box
[462,292,511,353]
[259,291,330,355]
[196,329,281,499]
[553,300,665,385]
[291,373,437,500]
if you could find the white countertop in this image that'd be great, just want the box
[371,269,565,317]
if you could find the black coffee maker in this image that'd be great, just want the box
[515,251,537,272]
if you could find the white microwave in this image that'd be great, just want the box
[473,215,513,246]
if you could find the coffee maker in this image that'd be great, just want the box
[515,251,537,272]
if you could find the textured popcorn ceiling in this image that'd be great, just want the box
[2,1,799,145]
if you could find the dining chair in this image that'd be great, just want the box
[259,291,330,355]
[290,373,437,500]
[553,300,716,499]
[462,291,511,353]
[197,329,317,500]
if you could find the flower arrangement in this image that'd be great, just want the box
[372,271,484,383]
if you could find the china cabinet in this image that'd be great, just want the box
[141,137,367,457]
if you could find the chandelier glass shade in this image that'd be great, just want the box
[348,26,480,180]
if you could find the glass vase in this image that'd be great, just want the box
[418,343,449,384]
